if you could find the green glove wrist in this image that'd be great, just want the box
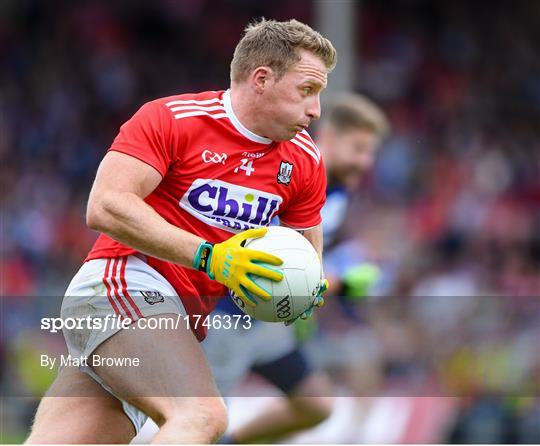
[203,228,284,308]
[193,241,214,275]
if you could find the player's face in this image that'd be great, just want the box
[261,51,328,141]
[326,127,379,187]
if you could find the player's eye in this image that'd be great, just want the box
[302,86,312,95]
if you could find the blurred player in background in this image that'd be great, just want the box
[192,94,388,444]
[303,94,391,390]
[26,19,335,444]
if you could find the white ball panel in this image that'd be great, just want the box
[230,226,322,323]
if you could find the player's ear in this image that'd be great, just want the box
[251,66,273,94]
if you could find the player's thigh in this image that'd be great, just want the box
[254,348,334,420]
[92,313,225,425]
[291,370,333,397]
[27,365,135,444]
[288,371,334,421]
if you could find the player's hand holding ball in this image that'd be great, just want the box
[193,228,284,307]
[215,226,326,324]
[284,278,328,326]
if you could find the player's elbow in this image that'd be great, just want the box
[86,194,113,232]
[86,201,106,232]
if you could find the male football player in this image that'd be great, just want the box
[26,19,336,444]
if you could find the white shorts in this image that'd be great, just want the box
[61,254,187,433]
[202,312,296,396]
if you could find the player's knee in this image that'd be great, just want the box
[164,398,228,443]
[292,396,334,426]
[25,399,58,443]
[206,399,229,442]
[310,397,334,424]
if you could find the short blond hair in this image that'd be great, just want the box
[324,93,390,138]
[230,18,337,83]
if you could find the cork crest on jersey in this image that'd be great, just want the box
[180,179,283,233]
[277,161,294,186]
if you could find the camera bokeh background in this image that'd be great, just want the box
[1,0,539,443]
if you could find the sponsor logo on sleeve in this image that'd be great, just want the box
[180,179,283,233]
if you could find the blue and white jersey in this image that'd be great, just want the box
[321,185,349,249]
[322,189,371,294]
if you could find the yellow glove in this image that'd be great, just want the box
[193,228,283,307]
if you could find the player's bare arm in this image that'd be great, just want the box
[301,224,324,259]
[279,223,327,323]
[87,151,204,267]
[302,224,328,297]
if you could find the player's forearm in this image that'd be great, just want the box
[302,225,325,278]
[87,190,204,267]
[302,225,323,259]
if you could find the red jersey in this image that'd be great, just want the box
[86,89,326,340]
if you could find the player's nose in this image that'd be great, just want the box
[355,151,375,171]
[306,96,321,121]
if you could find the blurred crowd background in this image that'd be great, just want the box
[1,0,539,443]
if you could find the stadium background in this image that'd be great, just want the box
[1,0,539,443]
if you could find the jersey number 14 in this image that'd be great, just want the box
[234,158,255,176]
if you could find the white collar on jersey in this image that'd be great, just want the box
[223,89,272,145]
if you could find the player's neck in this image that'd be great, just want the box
[229,86,268,139]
